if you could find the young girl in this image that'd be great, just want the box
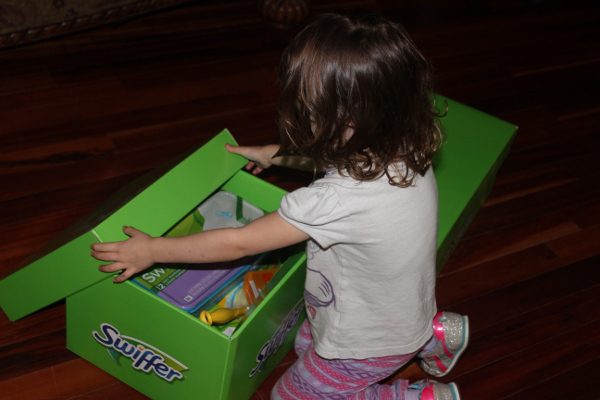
[92,13,469,400]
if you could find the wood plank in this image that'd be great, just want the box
[501,359,599,400]
[453,320,600,399]
[438,245,558,307]
[464,177,600,239]
[441,254,600,330]
[442,217,580,274]
[448,285,599,379]
[0,358,142,400]
[547,224,600,259]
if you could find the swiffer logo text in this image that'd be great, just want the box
[250,300,304,377]
[92,323,187,382]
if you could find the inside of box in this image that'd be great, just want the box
[125,182,302,338]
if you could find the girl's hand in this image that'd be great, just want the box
[91,226,155,283]
[225,144,279,175]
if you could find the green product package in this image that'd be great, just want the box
[131,190,266,315]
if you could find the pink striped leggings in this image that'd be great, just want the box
[271,321,427,400]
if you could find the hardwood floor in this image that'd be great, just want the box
[1,1,599,399]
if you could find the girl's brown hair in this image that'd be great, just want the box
[276,13,442,187]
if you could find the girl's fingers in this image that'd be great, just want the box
[114,269,135,283]
[225,143,238,153]
[99,262,124,273]
[92,251,121,262]
[227,144,263,163]
[245,162,265,175]
[123,225,142,237]
[226,144,250,157]
[91,242,120,253]
[227,145,270,173]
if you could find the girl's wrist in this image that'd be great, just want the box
[265,144,280,165]
[147,236,163,265]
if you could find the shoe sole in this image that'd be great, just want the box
[449,382,461,400]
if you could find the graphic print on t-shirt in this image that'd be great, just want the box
[304,266,335,319]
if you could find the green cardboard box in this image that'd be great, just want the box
[0,95,516,400]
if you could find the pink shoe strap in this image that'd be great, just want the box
[421,384,435,400]
[433,354,448,373]
[432,312,454,358]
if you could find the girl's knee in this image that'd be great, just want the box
[293,320,312,356]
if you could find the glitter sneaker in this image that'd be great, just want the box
[418,311,469,377]
[408,380,461,400]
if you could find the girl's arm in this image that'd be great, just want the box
[92,212,309,283]
[225,144,314,174]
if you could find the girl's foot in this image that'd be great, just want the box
[418,312,469,377]
[408,379,461,400]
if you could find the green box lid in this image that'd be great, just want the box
[0,129,246,321]
[433,95,517,265]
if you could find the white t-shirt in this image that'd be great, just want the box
[278,166,438,359]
